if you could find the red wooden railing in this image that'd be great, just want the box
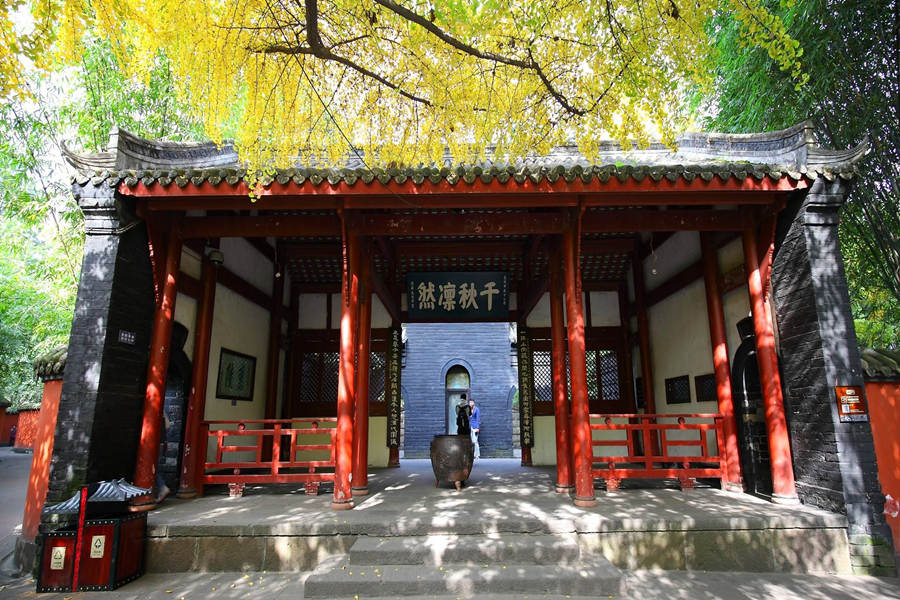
[589,413,726,490]
[199,418,337,497]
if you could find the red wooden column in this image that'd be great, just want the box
[265,262,285,419]
[178,254,217,498]
[352,247,372,496]
[133,225,182,504]
[700,232,743,492]
[550,248,574,493]
[742,220,799,503]
[562,228,597,507]
[333,230,360,510]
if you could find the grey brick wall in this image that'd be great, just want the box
[771,178,895,575]
[402,322,517,458]
[47,186,156,503]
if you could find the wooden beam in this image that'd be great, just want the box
[582,209,744,232]
[581,238,636,254]
[645,262,705,307]
[639,232,675,259]
[181,214,341,238]
[178,208,745,241]
[396,240,526,257]
[370,256,402,323]
[246,237,276,262]
[582,280,625,291]
[517,274,549,321]
[355,211,568,236]
[124,173,807,208]
[282,243,341,259]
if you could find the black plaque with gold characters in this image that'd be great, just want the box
[516,326,535,448]
[387,327,403,447]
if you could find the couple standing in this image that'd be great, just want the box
[456,395,481,459]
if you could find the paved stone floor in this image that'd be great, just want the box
[3,459,899,598]
[2,569,900,599]
[148,459,847,537]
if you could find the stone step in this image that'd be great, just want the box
[349,533,581,566]
[304,554,625,598]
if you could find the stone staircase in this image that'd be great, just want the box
[304,532,626,598]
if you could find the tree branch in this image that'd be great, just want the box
[372,0,604,116]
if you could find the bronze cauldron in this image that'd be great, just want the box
[430,434,474,490]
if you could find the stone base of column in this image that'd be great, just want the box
[176,487,198,499]
[723,481,745,494]
[555,484,575,494]
[771,493,801,505]
[351,486,369,497]
[129,495,158,512]
[573,496,597,508]
[331,500,354,510]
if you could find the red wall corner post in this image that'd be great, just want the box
[550,247,574,492]
[21,378,63,542]
[742,220,798,503]
[133,224,183,506]
[178,254,217,498]
[631,240,660,456]
[333,229,359,510]
[563,227,597,507]
[700,232,743,492]
[352,246,372,496]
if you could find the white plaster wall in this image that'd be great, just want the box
[204,285,271,422]
[331,293,342,329]
[299,293,329,329]
[644,232,700,289]
[532,415,628,465]
[181,248,202,279]
[220,237,274,295]
[174,294,198,359]
[532,415,557,465]
[591,415,629,458]
[647,280,714,415]
[589,292,620,326]
[527,293,552,328]
[368,417,389,467]
[371,296,392,328]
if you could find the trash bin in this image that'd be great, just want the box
[37,480,150,592]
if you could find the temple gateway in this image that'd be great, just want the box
[31,122,893,575]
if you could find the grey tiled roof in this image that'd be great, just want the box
[33,346,67,381]
[861,348,900,379]
[64,122,867,191]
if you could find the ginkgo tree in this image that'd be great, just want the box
[3,0,806,169]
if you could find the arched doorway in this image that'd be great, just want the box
[445,365,470,434]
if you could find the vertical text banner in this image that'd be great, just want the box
[407,272,510,320]
[516,326,534,448]
[387,327,403,447]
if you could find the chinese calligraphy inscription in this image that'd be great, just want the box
[516,326,535,448]
[387,327,403,446]
[407,272,509,320]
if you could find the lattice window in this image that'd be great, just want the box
[695,373,717,403]
[586,350,599,401]
[299,353,323,404]
[533,351,553,403]
[321,352,339,402]
[598,350,620,401]
[665,375,691,404]
[370,351,387,403]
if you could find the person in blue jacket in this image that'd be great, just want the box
[468,398,481,459]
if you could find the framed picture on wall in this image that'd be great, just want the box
[216,348,256,401]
